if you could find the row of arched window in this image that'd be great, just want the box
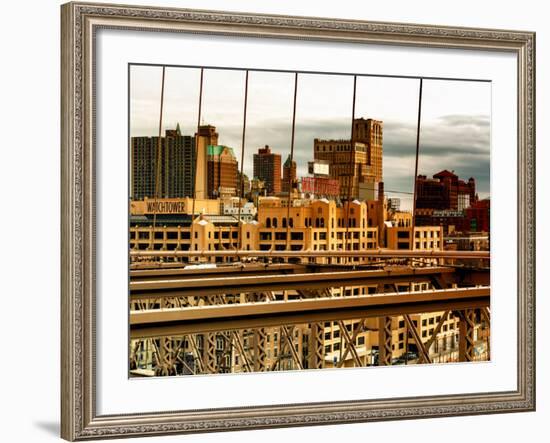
[265,217,295,228]
[264,217,369,229]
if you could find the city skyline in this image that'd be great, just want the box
[128,65,491,377]
[130,65,491,210]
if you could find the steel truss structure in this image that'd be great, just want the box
[129,262,490,376]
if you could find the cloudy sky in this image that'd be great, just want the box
[130,65,490,210]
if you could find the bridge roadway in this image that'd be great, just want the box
[130,286,490,338]
[130,248,490,260]
[130,263,305,281]
[129,265,488,299]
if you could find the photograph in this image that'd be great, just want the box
[128,65,491,377]
[57,2,536,440]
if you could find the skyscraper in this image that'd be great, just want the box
[131,124,195,200]
[314,118,383,200]
[253,145,281,195]
[282,154,297,194]
[197,124,219,146]
[207,145,238,198]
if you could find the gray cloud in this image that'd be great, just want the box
[233,115,490,203]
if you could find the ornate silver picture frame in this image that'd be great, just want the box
[61,1,535,440]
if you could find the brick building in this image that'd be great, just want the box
[206,145,238,198]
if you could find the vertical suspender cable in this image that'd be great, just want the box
[237,70,249,254]
[190,68,204,258]
[411,78,423,249]
[151,66,166,249]
[285,73,299,252]
[344,75,357,261]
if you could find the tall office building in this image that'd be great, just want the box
[314,118,383,200]
[197,124,219,146]
[253,145,281,195]
[207,145,238,198]
[282,154,297,194]
[131,124,195,200]
[193,125,220,200]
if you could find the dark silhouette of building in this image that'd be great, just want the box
[131,123,195,200]
[282,154,297,194]
[238,172,251,197]
[414,170,486,235]
[465,199,490,232]
[416,170,477,212]
[253,145,281,195]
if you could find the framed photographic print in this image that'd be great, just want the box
[61,1,535,440]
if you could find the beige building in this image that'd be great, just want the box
[314,118,383,200]
[256,197,378,264]
[385,225,443,251]
[129,195,485,371]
